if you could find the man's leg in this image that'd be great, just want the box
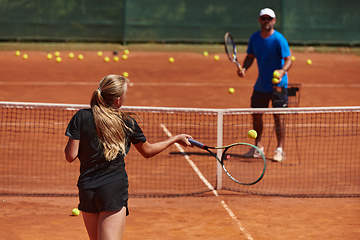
[273,113,285,149]
[273,113,286,161]
[252,113,263,148]
[271,87,288,162]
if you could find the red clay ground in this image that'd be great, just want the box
[0,46,359,239]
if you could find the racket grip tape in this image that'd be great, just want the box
[188,139,206,149]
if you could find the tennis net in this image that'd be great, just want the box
[0,101,359,197]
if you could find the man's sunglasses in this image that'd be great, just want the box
[260,16,273,21]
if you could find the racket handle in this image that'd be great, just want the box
[188,139,206,149]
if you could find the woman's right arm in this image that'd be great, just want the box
[134,134,192,159]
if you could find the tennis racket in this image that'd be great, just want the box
[224,32,242,71]
[189,139,266,185]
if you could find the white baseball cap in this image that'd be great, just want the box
[259,8,276,18]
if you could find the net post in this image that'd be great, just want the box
[216,109,223,190]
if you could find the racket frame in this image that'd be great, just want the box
[189,139,266,185]
[224,32,243,71]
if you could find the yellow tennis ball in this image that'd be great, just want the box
[307,59,312,65]
[169,57,174,63]
[15,51,20,56]
[203,51,209,57]
[122,54,128,60]
[273,70,280,78]
[123,72,129,77]
[54,51,60,57]
[214,55,219,61]
[47,53,52,60]
[247,130,257,139]
[23,54,28,60]
[97,51,103,57]
[104,56,110,62]
[291,56,296,61]
[124,49,130,55]
[272,77,280,84]
[68,53,74,58]
[113,56,119,62]
[72,208,80,216]
[78,54,84,60]
[229,87,235,94]
[56,57,61,62]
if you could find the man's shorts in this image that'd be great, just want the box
[251,88,288,108]
[78,178,129,216]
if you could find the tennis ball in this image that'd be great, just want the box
[123,72,129,77]
[122,54,128,60]
[124,49,130,55]
[214,55,219,61]
[273,70,280,78]
[113,56,119,62]
[169,57,174,63]
[23,54,28,60]
[247,130,257,139]
[272,77,280,84]
[54,51,60,57]
[203,51,209,57]
[291,56,296,61]
[104,56,110,62]
[97,51,103,57]
[307,59,312,65]
[15,51,20,56]
[229,87,235,94]
[47,54,52,60]
[78,54,84,60]
[68,53,74,58]
[72,208,80,216]
[56,57,61,62]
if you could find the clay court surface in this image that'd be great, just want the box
[0,45,359,239]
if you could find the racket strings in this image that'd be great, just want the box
[225,36,236,60]
[222,144,266,185]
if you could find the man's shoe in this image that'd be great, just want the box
[243,146,264,158]
[273,147,286,162]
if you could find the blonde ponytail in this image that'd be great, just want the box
[90,75,133,161]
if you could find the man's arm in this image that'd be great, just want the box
[238,54,255,77]
[275,55,292,78]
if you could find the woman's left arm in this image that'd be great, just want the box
[64,138,80,162]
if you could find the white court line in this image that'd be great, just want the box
[160,123,253,240]
[221,200,254,240]
[160,124,218,196]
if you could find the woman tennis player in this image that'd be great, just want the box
[64,75,192,240]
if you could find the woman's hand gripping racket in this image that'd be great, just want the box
[188,139,266,185]
[224,32,242,71]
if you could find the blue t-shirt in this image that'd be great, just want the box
[247,30,291,92]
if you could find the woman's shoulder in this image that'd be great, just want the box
[77,108,92,114]
[73,108,93,120]
[125,115,137,127]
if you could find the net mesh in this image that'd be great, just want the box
[0,102,359,197]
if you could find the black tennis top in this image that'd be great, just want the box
[65,108,147,189]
